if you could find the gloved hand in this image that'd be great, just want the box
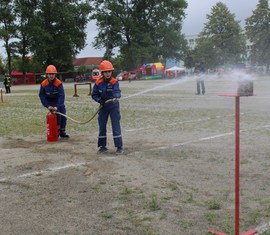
[48,106,57,113]
[98,99,105,106]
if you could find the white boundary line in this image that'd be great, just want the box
[2,76,269,232]
[125,114,237,133]
[0,162,86,183]
[0,126,270,233]
[1,124,269,182]
[130,132,233,153]
[132,124,270,153]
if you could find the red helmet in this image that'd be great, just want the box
[99,60,114,72]
[45,65,57,73]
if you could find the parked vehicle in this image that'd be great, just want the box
[91,69,101,82]
[11,70,36,85]
[116,71,128,81]
[116,71,139,81]
[128,71,137,80]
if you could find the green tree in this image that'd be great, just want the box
[0,54,5,74]
[13,0,37,83]
[0,0,17,74]
[245,0,270,72]
[193,2,246,69]
[30,0,91,72]
[89,0,187,70]
[182,48,194,69]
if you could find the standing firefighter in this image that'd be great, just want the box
[3,74,11,93]
[92,60,124,154]
[39,65,69,138]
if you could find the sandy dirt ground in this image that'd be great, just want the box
[0,74,270,235]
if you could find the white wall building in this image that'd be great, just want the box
[185,34,200,50]
[184,33,252,66]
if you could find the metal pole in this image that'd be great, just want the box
[88,83,92,96]
[0,88,3,102]
[235,95,240,235]
[73,84,79,97]
[209,93,256,235]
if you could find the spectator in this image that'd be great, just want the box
[3,74,11,93]
[194,62,205,95]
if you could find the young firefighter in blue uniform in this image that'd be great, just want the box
[92,60,124,154]
[39,65,69,138]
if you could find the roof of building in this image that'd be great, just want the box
[72,57,103,67]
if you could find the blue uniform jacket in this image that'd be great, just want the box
[39,78,65,108]
[92,77,121,102]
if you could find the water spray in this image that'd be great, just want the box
[49,71,255,137]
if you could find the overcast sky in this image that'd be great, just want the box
[78,0,259,57]
[0,0,261,59]
[182,0,258,34]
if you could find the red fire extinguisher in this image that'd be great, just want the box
[46,112,58,142]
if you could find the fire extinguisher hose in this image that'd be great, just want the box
[54,99,115,125]
[55,106,101,124]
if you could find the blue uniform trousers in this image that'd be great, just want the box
[57,105,67,130]
[98,101,123,148]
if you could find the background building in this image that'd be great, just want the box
[184,32,253,67]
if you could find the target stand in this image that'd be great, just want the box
[209,92,257,235]
[73,82,92,97]
[0,88,3,103]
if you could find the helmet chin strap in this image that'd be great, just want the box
[103,75,111,82]
[48,77,55,83]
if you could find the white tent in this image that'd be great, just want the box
[165,66,186,72]
[165,66,186,78]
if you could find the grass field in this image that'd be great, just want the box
[0,75,270,235]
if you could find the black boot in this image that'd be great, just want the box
[59,129,69,138]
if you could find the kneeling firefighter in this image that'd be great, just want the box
[92,60,124,154]
[39,65,69,138]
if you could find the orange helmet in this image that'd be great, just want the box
[45,65,57,73]
[99,60,114,72]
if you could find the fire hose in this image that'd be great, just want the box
[55,106,101,124]
[54,98,116,125]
